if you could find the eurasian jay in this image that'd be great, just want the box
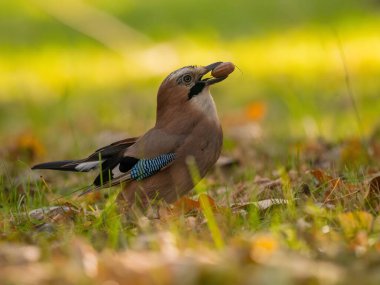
[32,62,235,207]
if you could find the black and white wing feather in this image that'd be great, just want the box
[32,137,138,172]
[32,136,176,196]
[80,153,176,196]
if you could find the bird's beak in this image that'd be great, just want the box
[199,62,227,86]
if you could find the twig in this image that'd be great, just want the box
[333,29,368,152]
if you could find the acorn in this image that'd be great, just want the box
[211,62,235,78]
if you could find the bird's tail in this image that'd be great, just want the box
[32,159,100,172]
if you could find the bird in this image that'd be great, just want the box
[32,62,235,208]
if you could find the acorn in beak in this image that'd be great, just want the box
[199,62,235,86]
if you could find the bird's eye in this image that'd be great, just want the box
[182,74,193,84]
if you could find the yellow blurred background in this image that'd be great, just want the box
[1,0,380,144]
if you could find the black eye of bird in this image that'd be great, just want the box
[182,74,193,83]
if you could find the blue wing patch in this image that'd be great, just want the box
[130,153,175,181]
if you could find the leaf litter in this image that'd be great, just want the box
[1,125,380,284]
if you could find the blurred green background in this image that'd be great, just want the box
[1,0,380,161]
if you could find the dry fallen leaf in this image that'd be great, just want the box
[28,204,79,222]
[310,169,359,203]
[369,175,380,194]
[364,174,380,211]
[232,199,289,211]
[172,194,218,215]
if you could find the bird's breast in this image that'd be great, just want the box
[179,117,223,178]
[189,89,219,124]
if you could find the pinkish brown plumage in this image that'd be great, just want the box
[32,62,234,208]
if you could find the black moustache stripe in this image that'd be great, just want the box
[188,82,206,99]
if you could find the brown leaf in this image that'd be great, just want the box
[310,169,336,185]
[365,175,380,211]
[173,197,201,214]
[172,194,218,215]
[310,169,358,203]
[369,175,380,194]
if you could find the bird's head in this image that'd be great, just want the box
[155,62,234,127]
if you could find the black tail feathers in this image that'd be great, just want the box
[32,160,84,172]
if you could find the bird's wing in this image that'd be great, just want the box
[32,137,139,172]
[80,152,176,196]
[80,129,185,195]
